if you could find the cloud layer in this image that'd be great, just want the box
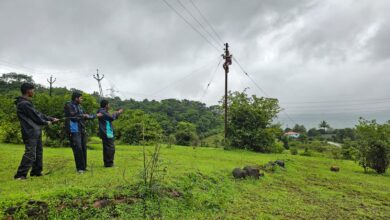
[1,0,390,128]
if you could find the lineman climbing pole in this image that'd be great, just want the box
[46,75,56,97]
[222,43,232,142]
[93,69,104,100]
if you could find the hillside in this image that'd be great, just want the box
[1,143,389,219]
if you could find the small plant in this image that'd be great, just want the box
[300,147,312,156]
[290,148,298,155]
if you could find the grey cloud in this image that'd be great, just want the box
[1,0,390,128]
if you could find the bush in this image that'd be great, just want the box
[341,141,357,160]
[300,147,312,157]
[290,148,298,155]
[271,141,285,153]
[115,110,163,145]
[0,95,22,144]
[175,122,199,146]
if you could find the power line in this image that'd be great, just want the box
[282,97,390,105]
[232,57,297,125]
[199,58,223,101]
[160,0,221,52]
[176,0,222,48]
[188,0,224,44]
[150,57,218,96]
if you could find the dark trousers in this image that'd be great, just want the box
[70,132,87,171]
[102,138,115,167]
[15,130,43,178]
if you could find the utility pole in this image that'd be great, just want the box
[222,43,232,143]
[93,69,104,100]
[46,75,56,97]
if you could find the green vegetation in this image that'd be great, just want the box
[0,73,222,147]
[355,119,390,173]
[0,143,389,219]
[227,91,281,152]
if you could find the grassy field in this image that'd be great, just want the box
[0,142,389,219]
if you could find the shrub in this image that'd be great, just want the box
[175,122,199,146]
[290,148,298,155]
[300,147,312,157]
[115,110,163,145]
[271,141,285,153]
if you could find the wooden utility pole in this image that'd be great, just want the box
[93,69,104,100]
[46,75,56,97]
[222,43,232,142]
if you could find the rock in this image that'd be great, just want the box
[274,160,285,168]
[169,189,182,198]
[93,199,111,209]
[232,168,246,179]
[243,166,260,179]
[330,166,340,172]
[25,200,48,218]
[4,206,19,215]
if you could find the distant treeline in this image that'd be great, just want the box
[0,73,223,146]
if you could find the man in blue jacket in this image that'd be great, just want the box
[97,100,123,167]
[64,92,102,173]
[14,83,59,180]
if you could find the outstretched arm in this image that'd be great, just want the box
[23,102,51,126]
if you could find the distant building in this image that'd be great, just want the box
[284,131,300,138]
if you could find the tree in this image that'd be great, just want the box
[226,91,281,152]
[175,121,199,146]
[355,119,390,174]
[308,128,320,137]
[319,120,330,132]
[293,124,306,133]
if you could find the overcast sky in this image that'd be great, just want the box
[1,0,390,128]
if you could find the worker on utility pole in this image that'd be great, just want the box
[222,43,232,144]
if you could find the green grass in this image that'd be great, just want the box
[0,142,389,219]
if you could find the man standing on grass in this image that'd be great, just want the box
[14,83,59,180]
[97,100,123,167]
[64,92,102,174]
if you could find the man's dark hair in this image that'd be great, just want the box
[21,83,35,94]
[100,99,109,108]
[71,91,83,101]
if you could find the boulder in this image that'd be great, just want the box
[243,166,260,179]
[330,166,340,172]
[274,160,285,168]
[232,168,246,179]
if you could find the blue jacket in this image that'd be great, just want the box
[97,108,121,139]
[64,101,96,134]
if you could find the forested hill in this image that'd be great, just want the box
[106,97,222,136]
[0,73,223,139]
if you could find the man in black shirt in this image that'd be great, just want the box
[64,92,102,173]
[14,83,59,180]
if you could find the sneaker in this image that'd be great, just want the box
[14,176,27,180]
[30,173,43,177]
[77,170,85,174]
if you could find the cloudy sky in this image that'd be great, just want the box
[1,0,390,128]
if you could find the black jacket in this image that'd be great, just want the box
[97,108,121,139]
[64,101,96,135]
[15,96,52,139]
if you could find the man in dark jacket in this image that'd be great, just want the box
[64,92,102,173]
[14,83,59,180]
[97,100,123,167]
